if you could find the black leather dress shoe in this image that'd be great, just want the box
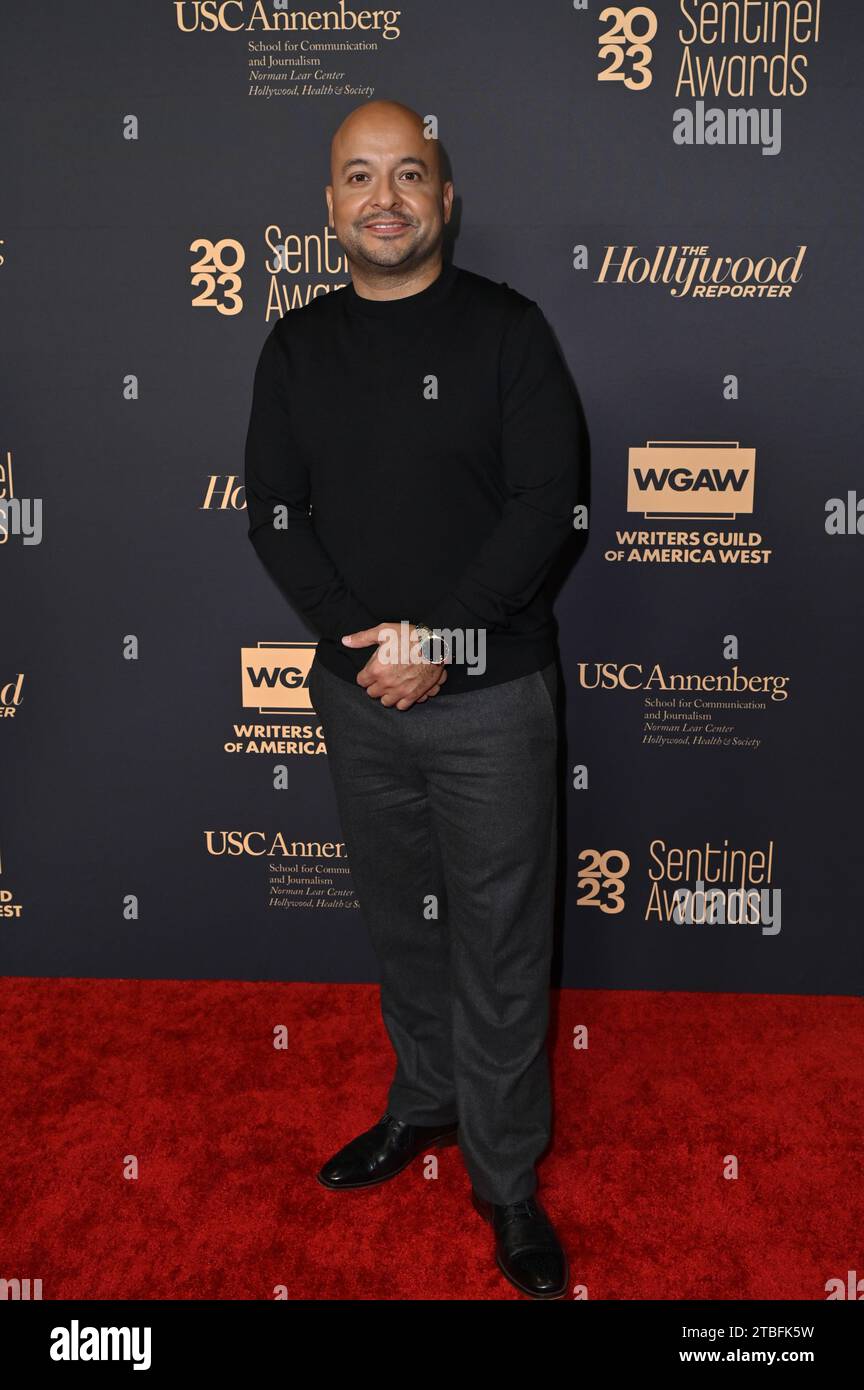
[317,1111,459,1190]
[472,1189,569,1299]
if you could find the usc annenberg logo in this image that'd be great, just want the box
[578,662,790,702]
[173,2,402,38]
[628,441,755,518]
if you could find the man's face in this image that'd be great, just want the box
[327,112,453,273]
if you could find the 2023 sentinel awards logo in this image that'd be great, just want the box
[574,838,783,934]
[596,1,823,155]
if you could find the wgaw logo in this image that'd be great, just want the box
[190,237,244,315]
[50,1320,151,1370]
[628,441,755,519]
[242,642,316,713]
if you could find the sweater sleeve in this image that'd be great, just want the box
[244,325,379,640]
[420,301,585,636]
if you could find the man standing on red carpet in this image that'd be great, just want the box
[244,99,586,1299]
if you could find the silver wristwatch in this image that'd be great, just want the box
[413,622,451,665]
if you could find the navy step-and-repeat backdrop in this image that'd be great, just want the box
[2,1,861,994]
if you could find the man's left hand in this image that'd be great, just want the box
[341,622,448,709]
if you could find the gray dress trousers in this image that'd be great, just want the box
[306,653,560,1206]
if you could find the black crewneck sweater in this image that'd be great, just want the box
[244,261,585,695]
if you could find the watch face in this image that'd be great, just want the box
[421,635,448,663]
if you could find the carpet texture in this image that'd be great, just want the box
[0,979,860,1300]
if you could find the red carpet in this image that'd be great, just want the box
[0,979,860,1300]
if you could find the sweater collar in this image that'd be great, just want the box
[342,260,458,319]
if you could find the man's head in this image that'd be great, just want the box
[326,101,453,277]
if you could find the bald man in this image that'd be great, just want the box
[245,100,587,1299]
